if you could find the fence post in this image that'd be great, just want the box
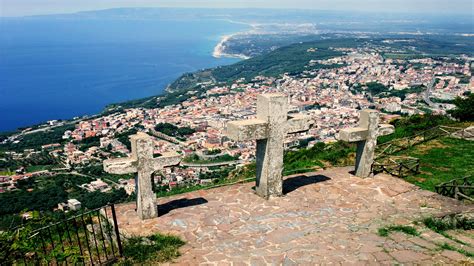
[110,204,123,256]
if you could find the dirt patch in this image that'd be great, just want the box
[433,166,451,172]
[414,139,449,154]
[321,161,333,168]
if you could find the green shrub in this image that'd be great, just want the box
[439,242,474,257]
[154,123,195,138]
[378,225,420,237]
[122,233,185,263]
[448,94,474,122]
[423,215,474,232]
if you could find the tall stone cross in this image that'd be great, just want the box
[103,132,181,220]
[226,94,313,199]
[338,109,395,178]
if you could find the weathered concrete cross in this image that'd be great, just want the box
[226,94,313,199]
[103,132,181,220]
[339,109,394,178]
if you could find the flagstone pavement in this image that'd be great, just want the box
[113,167,474,265]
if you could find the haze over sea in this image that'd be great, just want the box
[0,13,247,132]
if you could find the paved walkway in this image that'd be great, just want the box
[113,167,473,265]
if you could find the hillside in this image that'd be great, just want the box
[281,115,474,193]
[394,136,473,192]
[107,35,473,111]
[105,38,351,110]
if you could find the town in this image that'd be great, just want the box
[1,42,472,201]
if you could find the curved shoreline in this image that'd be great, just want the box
[212,34,250,60]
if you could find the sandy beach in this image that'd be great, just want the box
[212,34,251,60]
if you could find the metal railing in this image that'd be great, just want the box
[14,204,122,265]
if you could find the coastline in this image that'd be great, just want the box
[212,19,257,60]
[1,19,254,133]
[1,37,246,134]
[0,16,251,133]
[212,34,251,60]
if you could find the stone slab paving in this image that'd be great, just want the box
[113,167,474,265]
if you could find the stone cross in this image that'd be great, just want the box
[338,109,394,178]
[226,94,313,199]
[103,132,181,220]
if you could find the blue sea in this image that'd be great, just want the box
[0,17,247,132]
[2,8,471,132]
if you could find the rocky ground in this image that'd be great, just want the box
[113,167,473,265]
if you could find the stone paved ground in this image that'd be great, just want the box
[113,167,474,265]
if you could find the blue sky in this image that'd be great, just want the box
[0,0,473,17]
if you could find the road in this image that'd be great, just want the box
[423,78,437,108]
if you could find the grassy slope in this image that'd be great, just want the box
[396,137,474,191]
[210,40,345,82]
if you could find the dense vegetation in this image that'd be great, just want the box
[0,173,130,226]
[378,114,454,143]
[197,166,235,180]
[356,82,426,101]
[154,123,195,138]
[0,183,67,216]
[210,41,344,82]
[448,94,474,122]
[1,214,185,264]
[385,85,426,100]
[76,135,101,151]
[222,33,326,58]
[379,35,474,59]
[121,233,185,264]
[364,82,389,95]
[183,153,239,164]
[0,124,75,152]
[115,128,139,150]
[0,151,60,172]
[76,189,129,210]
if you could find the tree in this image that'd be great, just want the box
[78,189,128,209]
[155,123,195,137]
[448,94,474,122]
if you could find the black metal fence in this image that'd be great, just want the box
[15,204,123,265]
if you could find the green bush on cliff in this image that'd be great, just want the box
[448,94,474,122]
